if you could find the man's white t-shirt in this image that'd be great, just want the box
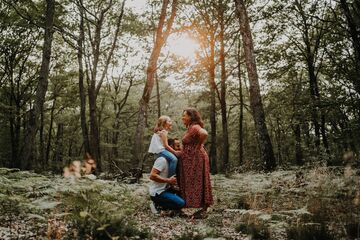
[149,157,169,197]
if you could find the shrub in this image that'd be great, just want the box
[60,186,149,239]
[287,223,334,240]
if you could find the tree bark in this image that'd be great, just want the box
[235,0,276,171]
[8,70,22,168]
[208,26,218,175]
[39,109,45,168]
[53,123,64,165]
[77,0,90,155]
[45,98,56,166]
[219,0,229,173]
[155,71,161,117]
[306,54,321,148]
[237,38,244,166]
[21,0,55,169]
[294,121,304,165]
[133,0,177,169]
[82,0,125,171]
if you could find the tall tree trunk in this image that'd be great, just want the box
[88,87,101,167]
[294,121,304,165]
[155,71,161,117]
[306,56,321,148]
[45,98,56,166]
[208,29,218,175]
[235,0,276,171]
[275,118,282,165]
[294,0,329,156]
[83,0,125,171]
[53,123,64,166]
[9,107,21,168]
[320,114,330,152]
[219,0,229,173]
[133,0,177,169]
[21,0,55,169]
[237,39,244,166]
[9,77,21,168]
[77,1,90,155]
[39,110,45,168]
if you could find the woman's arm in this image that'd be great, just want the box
[197,128,208,148]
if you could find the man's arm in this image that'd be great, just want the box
[150,168,177,185]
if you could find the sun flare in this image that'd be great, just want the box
[167,33,200,60]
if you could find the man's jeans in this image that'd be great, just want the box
[151,190,185,210]
[158,150,178,177]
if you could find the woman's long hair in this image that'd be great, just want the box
[184,108,204,128]
[154,115,171,132]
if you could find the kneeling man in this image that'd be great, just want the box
[149,155,185,214]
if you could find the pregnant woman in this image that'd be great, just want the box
[176,108,213,218]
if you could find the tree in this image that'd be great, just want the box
[234,0,276,171]
[0,4,40,168]
[236,38,244,166]
[191,1,219,174]
[133,0,177,170]
[21,0,56,169]
[218,0,230,172]
[77,0,126,170]
[77,0,90,155]
[339,0,360,95]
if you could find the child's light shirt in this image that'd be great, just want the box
[148,130,167,154]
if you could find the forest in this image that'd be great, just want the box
[1,0,360,239]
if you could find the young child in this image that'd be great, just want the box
[148,115,178,177]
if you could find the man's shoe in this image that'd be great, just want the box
[149,201,159,214]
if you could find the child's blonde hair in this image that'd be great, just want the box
[154,115,171,133]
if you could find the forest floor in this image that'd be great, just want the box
[1,166,360,239]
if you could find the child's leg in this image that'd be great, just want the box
[159,150,178,177]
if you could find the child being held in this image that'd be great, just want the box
[148,115,178,177]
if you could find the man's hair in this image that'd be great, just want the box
[167,137,179,148]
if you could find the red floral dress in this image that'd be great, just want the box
[178,124,213,208]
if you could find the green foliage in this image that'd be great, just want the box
[60,183,149,239]
[0,169,150,239]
